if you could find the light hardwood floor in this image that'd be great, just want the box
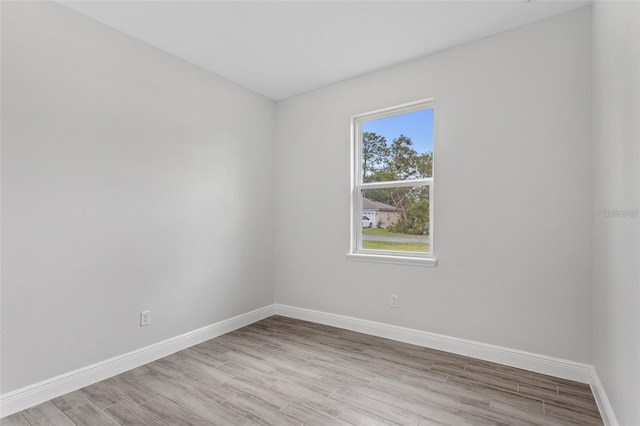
[2,316,603,425]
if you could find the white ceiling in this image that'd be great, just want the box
[59,1,590,101]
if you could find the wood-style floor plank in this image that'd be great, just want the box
[62,402,120,426]
[103,400,167,426]
[140,396,213,426]
[2,316,603,426]
[281,400,352,426]
[19,401,74,425]
[0,413,30,426]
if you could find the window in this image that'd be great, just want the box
[348,99,436,266]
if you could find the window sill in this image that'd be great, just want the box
[346,252,437,267]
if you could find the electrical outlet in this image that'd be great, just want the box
[391,295,399,308]
[140,310,151,327]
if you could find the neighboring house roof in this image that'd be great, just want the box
[363,198,399,212]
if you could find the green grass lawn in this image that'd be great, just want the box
[362,240,430,253]
[363,228,428,238]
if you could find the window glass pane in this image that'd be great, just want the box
[361,186,430,254]
[361,109,433,183]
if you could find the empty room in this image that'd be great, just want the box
[1,1,638,425]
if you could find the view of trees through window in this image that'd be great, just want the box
[359,108,433,254]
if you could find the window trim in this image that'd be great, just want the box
[348,98,437,267]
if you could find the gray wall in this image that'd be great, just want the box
[275,8,593,363]
[1,2,275,393]
[592,2,640,425]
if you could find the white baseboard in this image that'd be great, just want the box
[273,304,593,384]
[3,303,616,424]
[0,305,274,418]
[590,368,619,426]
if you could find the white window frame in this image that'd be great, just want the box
[347,99,437,267]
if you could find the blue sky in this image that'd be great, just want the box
[362,109,434,154]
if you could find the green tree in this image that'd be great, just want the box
[389,135,420,180]
[362,132,388,183]
[418,152,433,178]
